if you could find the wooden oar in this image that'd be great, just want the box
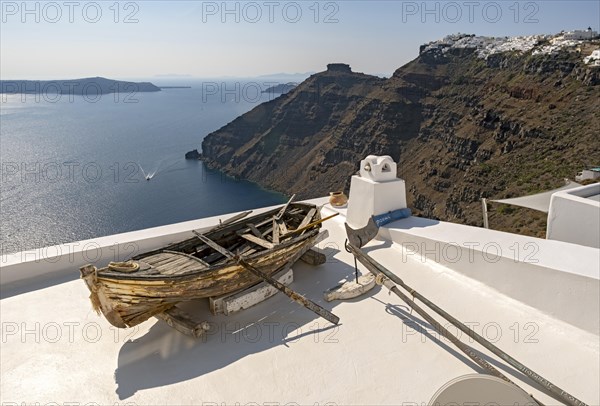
[345,242,545,405]
[193,231,340,325]
[345,239,586,406]
[280,213,339,239]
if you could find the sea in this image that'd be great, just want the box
[0,79,289,254]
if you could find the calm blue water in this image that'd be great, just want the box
[0,81,286,253]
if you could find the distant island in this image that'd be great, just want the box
[0,77,161,95]
[262,82,297,94]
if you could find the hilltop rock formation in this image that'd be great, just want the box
[326,63,353,73]
[201,34,600,236]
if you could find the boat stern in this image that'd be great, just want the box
[79,264,128,328]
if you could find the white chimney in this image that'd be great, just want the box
[346,155,407,229]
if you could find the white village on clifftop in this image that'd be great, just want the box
[421,28,600,64]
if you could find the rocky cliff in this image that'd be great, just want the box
[201,35,600,236]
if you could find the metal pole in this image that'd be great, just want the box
[347,242,587,406]
[346,242,542,405]
[482,198,489,229]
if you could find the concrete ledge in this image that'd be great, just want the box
[547,183,600,248]
[378,216,600,335]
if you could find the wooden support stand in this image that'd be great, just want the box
[323,273,376,302]
[209,230,329,316]
[209,267,294,315]
[300,248,327,266]
[156,306,211,338]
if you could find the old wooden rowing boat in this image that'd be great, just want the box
[80,202,331,329]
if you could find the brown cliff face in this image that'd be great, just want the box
[201,46,600,237]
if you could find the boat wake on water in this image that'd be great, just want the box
[136,163,154,181]
[137,155,195,181]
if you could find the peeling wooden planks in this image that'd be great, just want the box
[297,208,317,231]
[82,203,328,330]
[142,253,171,265]
[162,250,210,268]
[274,194,295,221]
[277,219,288,235]
[245,223,263,238]
[272,218,280,244]
[239,233,275,249]
[193,231,234,258]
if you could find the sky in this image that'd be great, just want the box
[1,0,599,79]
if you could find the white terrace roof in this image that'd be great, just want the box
[1,198,598,405]
[490,180,582,213]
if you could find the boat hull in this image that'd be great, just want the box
[80,204,322,328]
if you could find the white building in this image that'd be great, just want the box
[584,49,600,65]
[576,166,600,181]
[547,182,600,248]
[562,27,598,40]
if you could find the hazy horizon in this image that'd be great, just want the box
[0,72,320,81]
[1,1,599,80]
